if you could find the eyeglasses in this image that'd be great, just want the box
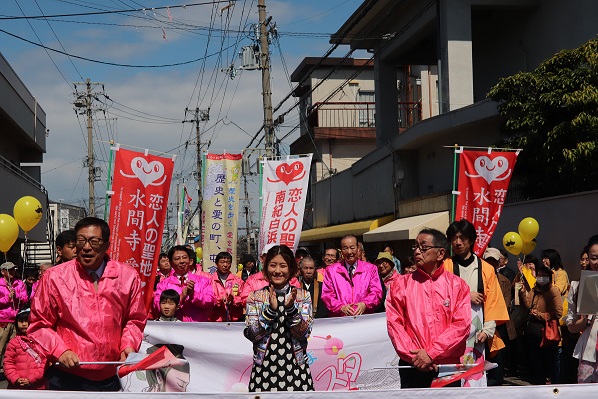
[411,243,443,253]
[76,236,104,249]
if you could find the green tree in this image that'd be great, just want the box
[488,37,598,198]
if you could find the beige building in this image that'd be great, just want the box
[298,0,598,266]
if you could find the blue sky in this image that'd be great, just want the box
[0,0,364,225]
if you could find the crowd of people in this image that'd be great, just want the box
[0,216,596,392]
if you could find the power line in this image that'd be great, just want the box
[0,28,242,68]
[0,1,236,20]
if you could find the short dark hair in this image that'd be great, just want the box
[324,247,340,260]
[581,245,589,259]
[262,245,298,280]
[382,243,393,252]
[16,309,30,323]
[74,217,110,241]
[523,254,541,270]
[418,228,448,253]
[295,247,310,259]
[159,252,168,260]
[588,235,598,247]
[536,265,552,277]
[498,248,508,258]
[446,219,477,244]
[160,289,180,306]
[56,229,76,248]
[215,251,232,263]
[168,245,190,262]
[541,248,564,271]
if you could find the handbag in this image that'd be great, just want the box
[540,319,561,347]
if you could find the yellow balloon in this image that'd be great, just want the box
[13,196,43,232]
[521,239,537,256]
[195,247,202,262]
[502,231,523,256]
[518,217,539,242]
[0,214,19,253]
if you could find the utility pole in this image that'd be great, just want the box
[258,0,275,157]
[183,107,210,239]
[73,79,104,217]
[243,174,254,255]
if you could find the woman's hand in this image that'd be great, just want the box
[285,288,297,308]
[268,285,278,310]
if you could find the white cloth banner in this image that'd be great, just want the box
[11,385,598,399]
[120,313,400,392]
[259,155,312,254]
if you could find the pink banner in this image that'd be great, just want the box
[108,148,174,310]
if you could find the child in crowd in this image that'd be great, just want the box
[3,308,47,390]
[157,289,181,322]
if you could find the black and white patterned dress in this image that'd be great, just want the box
[248,292,314,392]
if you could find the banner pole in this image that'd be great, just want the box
[103,140,115,221]
[451,144,458,222]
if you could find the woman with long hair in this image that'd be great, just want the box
[541,249,570,298]
[244,245,314,392]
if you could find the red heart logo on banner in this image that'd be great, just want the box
[275,162,304,185]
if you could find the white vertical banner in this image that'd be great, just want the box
[202,153,243,272]
[259,154,312,254]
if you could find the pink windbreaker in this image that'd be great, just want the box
[0,279,28,322]
[4,335,47,390]
[153,273,214,322]
[28,258,147,381]
[321,260,383,317]
[386,266,471,364]
[209,273,244,322]
[239,272,300,306]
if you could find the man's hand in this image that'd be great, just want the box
[354,302,366,315]
[182,280,195,298]
[470,292,484,306]
[476,331,488,343]
[341,304,355,316]
[225,293,234,305]
[410,349,434,371]
[120,347,135,362]
[58,350,80,368]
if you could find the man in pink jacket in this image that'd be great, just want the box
[28,217,147,391]
[386,228,470,388]
[153,245,214,322]
[321,235,382,317]
[209,251,244,322]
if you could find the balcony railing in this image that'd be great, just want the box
[309,101,422,130]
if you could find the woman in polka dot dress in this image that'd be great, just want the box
[244,245,314,392]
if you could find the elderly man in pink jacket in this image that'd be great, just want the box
[28,217,147,391]
[321,235,382,317]
[386,228,470,388]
